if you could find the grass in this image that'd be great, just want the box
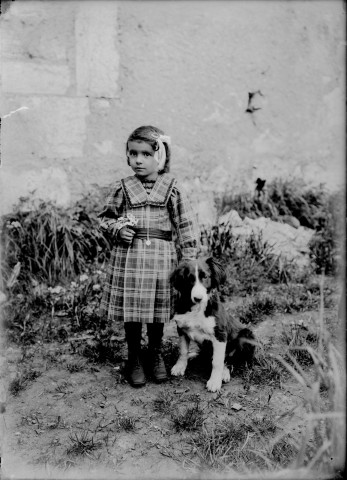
[117,415,137,432]
[191,419,262,470]
[153,390,176,415]
[1,191,110,284]
[66,431,103,458]
[8,368,42,396]
[2,181,345,477]
[65,358,87,373]
[241,350,284,389]
[281,318,320,367]
[274,302,345,475]
[171,399,205,432]
[270,434,299,467]
[233,280,335,327]
[113,408,137,432]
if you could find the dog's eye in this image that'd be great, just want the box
[199,271,207,280]
[188,274,195,283]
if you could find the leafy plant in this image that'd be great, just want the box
[1,192,111,285]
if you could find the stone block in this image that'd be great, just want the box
[2,61,70,95]
[2,96,89,159]
[0,167,71,215]
[1,1,75,63]
[75,1,119,97]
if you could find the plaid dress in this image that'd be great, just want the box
[98,173,200,324]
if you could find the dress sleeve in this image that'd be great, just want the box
[97,181,125,238]
[169,182,200,260]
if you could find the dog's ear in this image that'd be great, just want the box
[170,267,179,290]
[170,264,185,291]
[206,257,227,287]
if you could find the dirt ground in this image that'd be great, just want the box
[1,304,343,479]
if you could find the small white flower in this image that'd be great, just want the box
[50,286,64,295]
[79,274,89,282]
[92,284,101,291]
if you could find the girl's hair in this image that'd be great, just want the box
[126,125,171,173]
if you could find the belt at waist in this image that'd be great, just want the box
[134,228,172,241]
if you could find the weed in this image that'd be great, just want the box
[81,326,124,364]
[117,415,136,432]
[9,376,25,397]
[66,431,102,457]
[242,349,284,389]
[54,381,72,396]
[8,368,41,396]
[192,419,248,469]
[270,434,298,466]
[281,319,319,367]
[275,294,345,475]
[250,414,277,436]
[171,399,205,432]
[236,294,277,325]
[65,358,86,373]
[153,390,176,415]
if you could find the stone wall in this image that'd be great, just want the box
[1,0,345,225]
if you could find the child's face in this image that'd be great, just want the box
[127,140,159,180]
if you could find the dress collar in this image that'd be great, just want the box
[121,174,176,207]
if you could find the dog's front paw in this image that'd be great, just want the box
[171,360,187,376]
[222,365,231,383]
[206,375,222,392]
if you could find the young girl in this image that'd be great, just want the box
[98,125,200,387]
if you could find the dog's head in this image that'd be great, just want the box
[171,257,226,310]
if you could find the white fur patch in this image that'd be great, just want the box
[206,339,226,392]
[222,365,231,383]
[171,334,190,376]
[190,264,208,304]
[174,308,215,344]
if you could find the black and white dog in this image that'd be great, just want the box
[170,257,255,392]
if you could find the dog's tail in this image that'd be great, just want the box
[227,328,256,365]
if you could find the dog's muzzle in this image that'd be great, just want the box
[191,283,208,304]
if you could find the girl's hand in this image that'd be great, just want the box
[118,227,135,245]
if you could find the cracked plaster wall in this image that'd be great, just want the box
[0,0,345,224]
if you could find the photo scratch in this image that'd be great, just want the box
[2,106,29,119]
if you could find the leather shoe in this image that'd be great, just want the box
[127,354,146,387]
[151,350,168,383]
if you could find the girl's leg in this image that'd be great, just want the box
[124,322,146,387]
[147,323,167,382]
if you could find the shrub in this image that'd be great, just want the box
[1,191,111,285]
[215,179,344,276]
